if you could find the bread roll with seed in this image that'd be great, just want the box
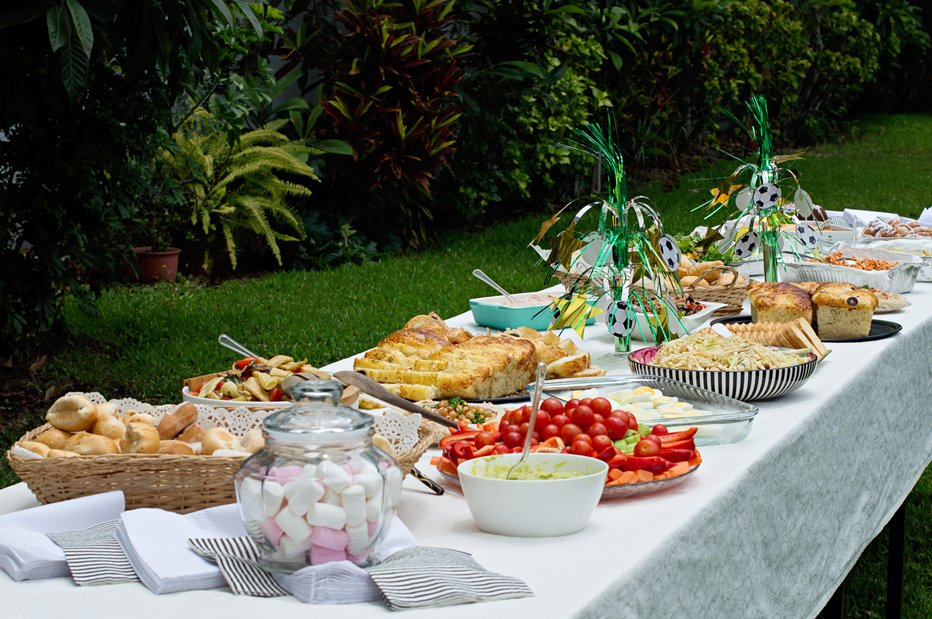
[66,432,120,456]
[34,427,73,450]
[46,394,98,432]
[92,414,126,440]
[201,428,242,455]
[120,422,160,454]
[157,402,198,439]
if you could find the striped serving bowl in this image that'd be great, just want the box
[628,346,819,402]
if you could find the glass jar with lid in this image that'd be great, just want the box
[234,380,403,573]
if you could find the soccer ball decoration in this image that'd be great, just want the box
[657,234,681,271]
[733,230,759,259]
[753,182,781,210]
[795,223,819,250]
[608,300,634,337]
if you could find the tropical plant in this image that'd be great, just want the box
[158,108,319,270]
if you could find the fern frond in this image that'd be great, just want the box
[237,129,291,148]
[222,223,238,270]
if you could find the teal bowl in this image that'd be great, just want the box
[469,292,596,332]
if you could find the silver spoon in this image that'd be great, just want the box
[472,269,518,303]
[218,334,261,359]
[506,362,548,480]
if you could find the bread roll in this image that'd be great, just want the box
[125,412,157,426]
[714,272,736,287]
[201,428,242,455]
[748,281,813,325]
[680,276,701,288]
[812,288,877,339]
[18,441,50,457]
[178,423,205,443]
[46,394,97,432]
[241,427,265,453]
[372,434,397,459]
[157,402,198,440]
[92,414,127,440]
[66,432,120,456]
[95,402,120,419]
[158,440,198,456]
[35,427,73,451]
[120,422,160,454]
[47,449,80,458]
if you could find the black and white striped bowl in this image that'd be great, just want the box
[628,346,818,402]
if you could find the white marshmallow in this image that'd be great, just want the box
[341,484,367,526]
[238,477,263,519]
[287,480,326,517]
[302,463,318,478]
[322,487,343,506]
[262,480,285,517]
[277,534,311,559]
[317,460,352,492]
[346,522,369,555]
[383,467,402,507]
[306,503,347,529]
[365,501,381,523]
[355,471,383,499]
[274,508,311,542]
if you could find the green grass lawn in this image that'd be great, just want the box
[1,113,930,617]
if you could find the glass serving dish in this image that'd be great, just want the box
[528,376,759,446]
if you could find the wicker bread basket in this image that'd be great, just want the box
[7,396,444,513]
[679,266,749,316]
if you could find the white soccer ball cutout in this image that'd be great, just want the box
[794,188,814,218]
[733,230,759,259]
[608,300,634,338]
[657,234,681,271]
[796,223,819,250]
[753,183,781,210]
[735,187,753,211]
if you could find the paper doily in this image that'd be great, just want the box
[372,411,421,453]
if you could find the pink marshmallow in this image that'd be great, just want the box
[346,550,369,564]
[309,526,349,551]
[309,544,346,566]
[341,463,354,475]
[261,517,285,546]
[269,465,303,485]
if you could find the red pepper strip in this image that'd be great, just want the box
[595,446,618,463]
[607,454,627,469]
[658,448,695,463]
[620,456,673,475]
[268,386,284,402]
[659,439,696,451]
[450,442,475,462]
[439,430,481,449]
[235,357,258,369]
[472,445,496,458]
[658,427,698,443]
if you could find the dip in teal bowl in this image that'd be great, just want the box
[469,292,597,331]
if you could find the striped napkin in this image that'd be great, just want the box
[189,537,533,609]
[46,521,138,586]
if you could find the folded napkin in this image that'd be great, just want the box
[918,207,932,228]
[47,521,137,586]
[115,503,246,594]
[189,516,416,604]
[0,491,125,581]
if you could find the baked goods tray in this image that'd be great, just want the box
[782,246,921,293]
[530,376,759,446]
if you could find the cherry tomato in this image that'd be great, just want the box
[534,410,551,431]
[626,413,639,431]
[475,432,495,447]
[592,413,605,426]
[572,405,595,429]
[560,423,583,442]
[579,398,592,407]
[551,414,570,428]
[634,439,661,457]
[519,422,530,436]
[564,399,580,410]
[570,442,593,456]
[590,397,613,417]
[503,423,520,436]
[573,433,592,446]
[592,434,614,452]
[493,444,510,454]
[588,422,608,437]
[268,386,285,402]
[519,406,532,424]
[642,434,662,445]
[651,424,668,435]
[604,416,628,440]
[502,432,524,448]
[541,398,564,415]
[541,424,561,440]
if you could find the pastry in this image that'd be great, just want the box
[202,427,242,455]
[120,422,160,454]
[811,287,877,339]
[92,414,127,440]
[748,281,813,325]
[65,432,120,455]
[157,402,198,439]
[34,427,73,450]
[158,440,198,456]
[45,394,98,432]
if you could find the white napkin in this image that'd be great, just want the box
[918,207,932,228]
[0,491,125,581]
[842,208,903,227]
[115,503,246,595]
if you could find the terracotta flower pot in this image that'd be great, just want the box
[133,246,181,283]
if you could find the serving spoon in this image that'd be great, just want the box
[472,268,518,304]
[506,362,548,480]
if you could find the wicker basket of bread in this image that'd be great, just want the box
[6,393,441,513]
[676,259,750,316]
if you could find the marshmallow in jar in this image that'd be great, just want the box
[234,380,402,573]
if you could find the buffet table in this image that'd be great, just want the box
[2,286,931,619]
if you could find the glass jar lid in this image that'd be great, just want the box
[262,380,372,444]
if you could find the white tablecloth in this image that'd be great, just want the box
[2,286,931,619]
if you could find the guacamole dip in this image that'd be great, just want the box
[471,458,586,480]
